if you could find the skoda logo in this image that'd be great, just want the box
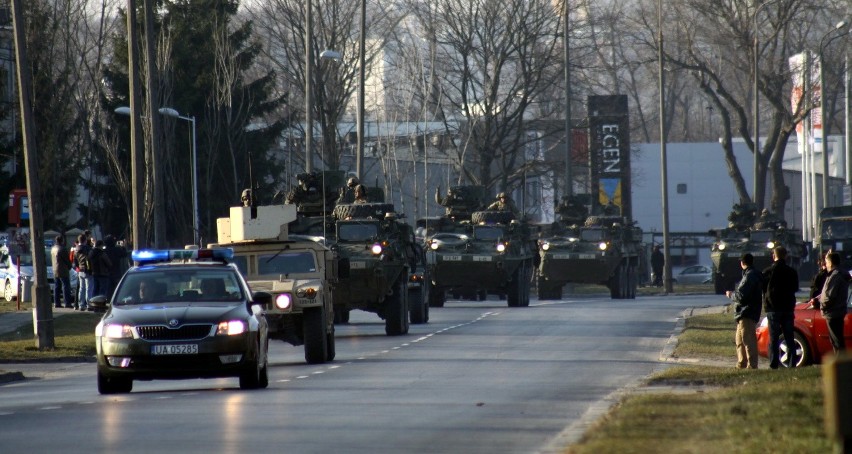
[168,319,179,327]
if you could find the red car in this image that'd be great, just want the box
[756,300,852,367]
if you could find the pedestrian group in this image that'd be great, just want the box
[50,230,129,311]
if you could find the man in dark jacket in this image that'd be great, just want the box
[815,251,849,353]
[50,235,74,308]
[761,247,800,368]
[726,253,762,369]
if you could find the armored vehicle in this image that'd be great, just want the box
[426,209,536,307]
[710,204,803,294]
[537,214,643,299]
[330,202,427,335]
[212,204,342,364]
[815,206,852,270]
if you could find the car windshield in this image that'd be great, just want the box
[579,228,605,242]
[822,220,852,240]
[472,226,504,240]
[338,222,379,242]
[114,268,243,305]
[750,230,773,242]
[258,251,317,275]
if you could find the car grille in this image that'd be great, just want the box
[136,324,213,341]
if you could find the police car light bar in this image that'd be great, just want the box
[132,248,234,264]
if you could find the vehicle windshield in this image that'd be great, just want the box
[472,226,504,240]
[114,268,243,305]
[338,222,379,242]
[258,251,317,275]
[0,246,52,268]
[579,228,606,242]
[749,230,773,242]
[822,219,852,240]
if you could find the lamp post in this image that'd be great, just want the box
[752,0,780,209]
[356,0,366,181]
[658,0,672,293]
[563,0,572,200]
[818,21,849,208]
[158,107,199,246]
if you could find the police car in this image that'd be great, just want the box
[94,248,270,394]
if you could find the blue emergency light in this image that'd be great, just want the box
[131,248,234,264]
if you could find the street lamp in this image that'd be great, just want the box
[304,0,341,173]
[158,107,199,246]
[818,21,849,208]
[752,0,780,209]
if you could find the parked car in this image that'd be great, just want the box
[673,265,713,285]
[756,298,852,368]
[94,247,270,394]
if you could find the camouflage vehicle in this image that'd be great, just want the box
[212,204,344,364]
[536,212,643,300]
[330,202,427,335]
[285,170,346,237]
[426,209,537,307]
[709,204,803,294]
[815,206,852,270]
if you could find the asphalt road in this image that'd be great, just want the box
[0,293,724,453]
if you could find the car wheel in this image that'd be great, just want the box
[240,337,267,389]
[97,371,132,394]
[4,280,14,302]
[781,332,812,368]
[408,286,427,324]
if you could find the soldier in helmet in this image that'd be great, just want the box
[240,188,254,207]
[487,192,520,218]
[343,176,368,204]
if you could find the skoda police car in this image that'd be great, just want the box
[94,248,270,394]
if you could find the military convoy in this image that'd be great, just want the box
[815,206,852,270]
[709,203,804,294]
[423,186,537,307]
[536,197,643,299]
[213,204,341,364]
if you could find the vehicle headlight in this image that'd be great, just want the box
[101,323,134,339]
[275,293,292,309]
[718,242,727,251]
[429,242,439,250]
[598,242,608,251]
[496,243,506,252]
[766,241,775,249]
[541,242,551,251]
[217,320,247,336]
[296,287,318,299]
[371,243,383,255]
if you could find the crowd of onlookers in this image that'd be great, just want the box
[50,230,129,311]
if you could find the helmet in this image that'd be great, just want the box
[347,177,360,188]
[497,192,506,199]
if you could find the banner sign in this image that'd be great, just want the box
[587,95,631,220]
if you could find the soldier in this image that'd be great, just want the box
[754,208,787,229]
[435,187,462,216]
[354,184,368,204]
[341,176,367,204]
[240,188,255,207]
[487,192,520,218]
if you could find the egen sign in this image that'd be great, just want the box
[587,95,631,220]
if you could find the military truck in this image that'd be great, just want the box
[709,204,803,294]
[426,209,537,307]
[536,212,643,300]
[815,206,852,270]
[212,204,342,364]
[330,202,426,335]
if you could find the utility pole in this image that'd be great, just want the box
[563,0,572,199]
[143,0,165,247]
[10,0,53,349]
[127,0,146,250]
[658,0,673,294]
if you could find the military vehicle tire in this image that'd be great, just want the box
[471,210,515,224]
[409,284,428,324]
[508,262,529,307]
[326,328,336,361]
[712,272,725,295]
[333,308,350,324]
[429,287,445,307]
[333,203,394,220]
[478,290,487,301]
[303,307,328,364]
[385,276,410,335]
[627,264,637,299]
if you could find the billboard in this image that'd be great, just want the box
[587,95,631,219]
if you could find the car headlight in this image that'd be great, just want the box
[496,243,506,252]
[541,242,551,251]
[371,243,383,255]
[275,293,292,309]
[429,242,439,250]
[598,242,608,251]
[718,242,727,251]
[101,323,134,339]
[766,241,775,249]
[217,320,247,336]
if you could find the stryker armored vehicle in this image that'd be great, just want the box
[536,209,643,299]
[709,203,803,294]
[330,202,427,335]
[212,203,343,364]
[426,208,537,307]
[815,206,852,270]
[284,170,346,237]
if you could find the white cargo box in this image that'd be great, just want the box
[217,205,298,243]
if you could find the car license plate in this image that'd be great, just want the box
[472,256,492,262]
[578,254,596,259]
[152,344,198,355]
[552,254,571,259]
[441,255,462,261]
[752,252,766,257]
[350,261,366,269]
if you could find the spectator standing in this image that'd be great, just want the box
[813,251,849,353]
[88,240,113,298]
[761,247,800,369]
[726,253,763,369]
[809,252,829,300]
[650,245,664,287]
[73,233,93,310]
[104,235,128,297]
[50,235,74,308]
